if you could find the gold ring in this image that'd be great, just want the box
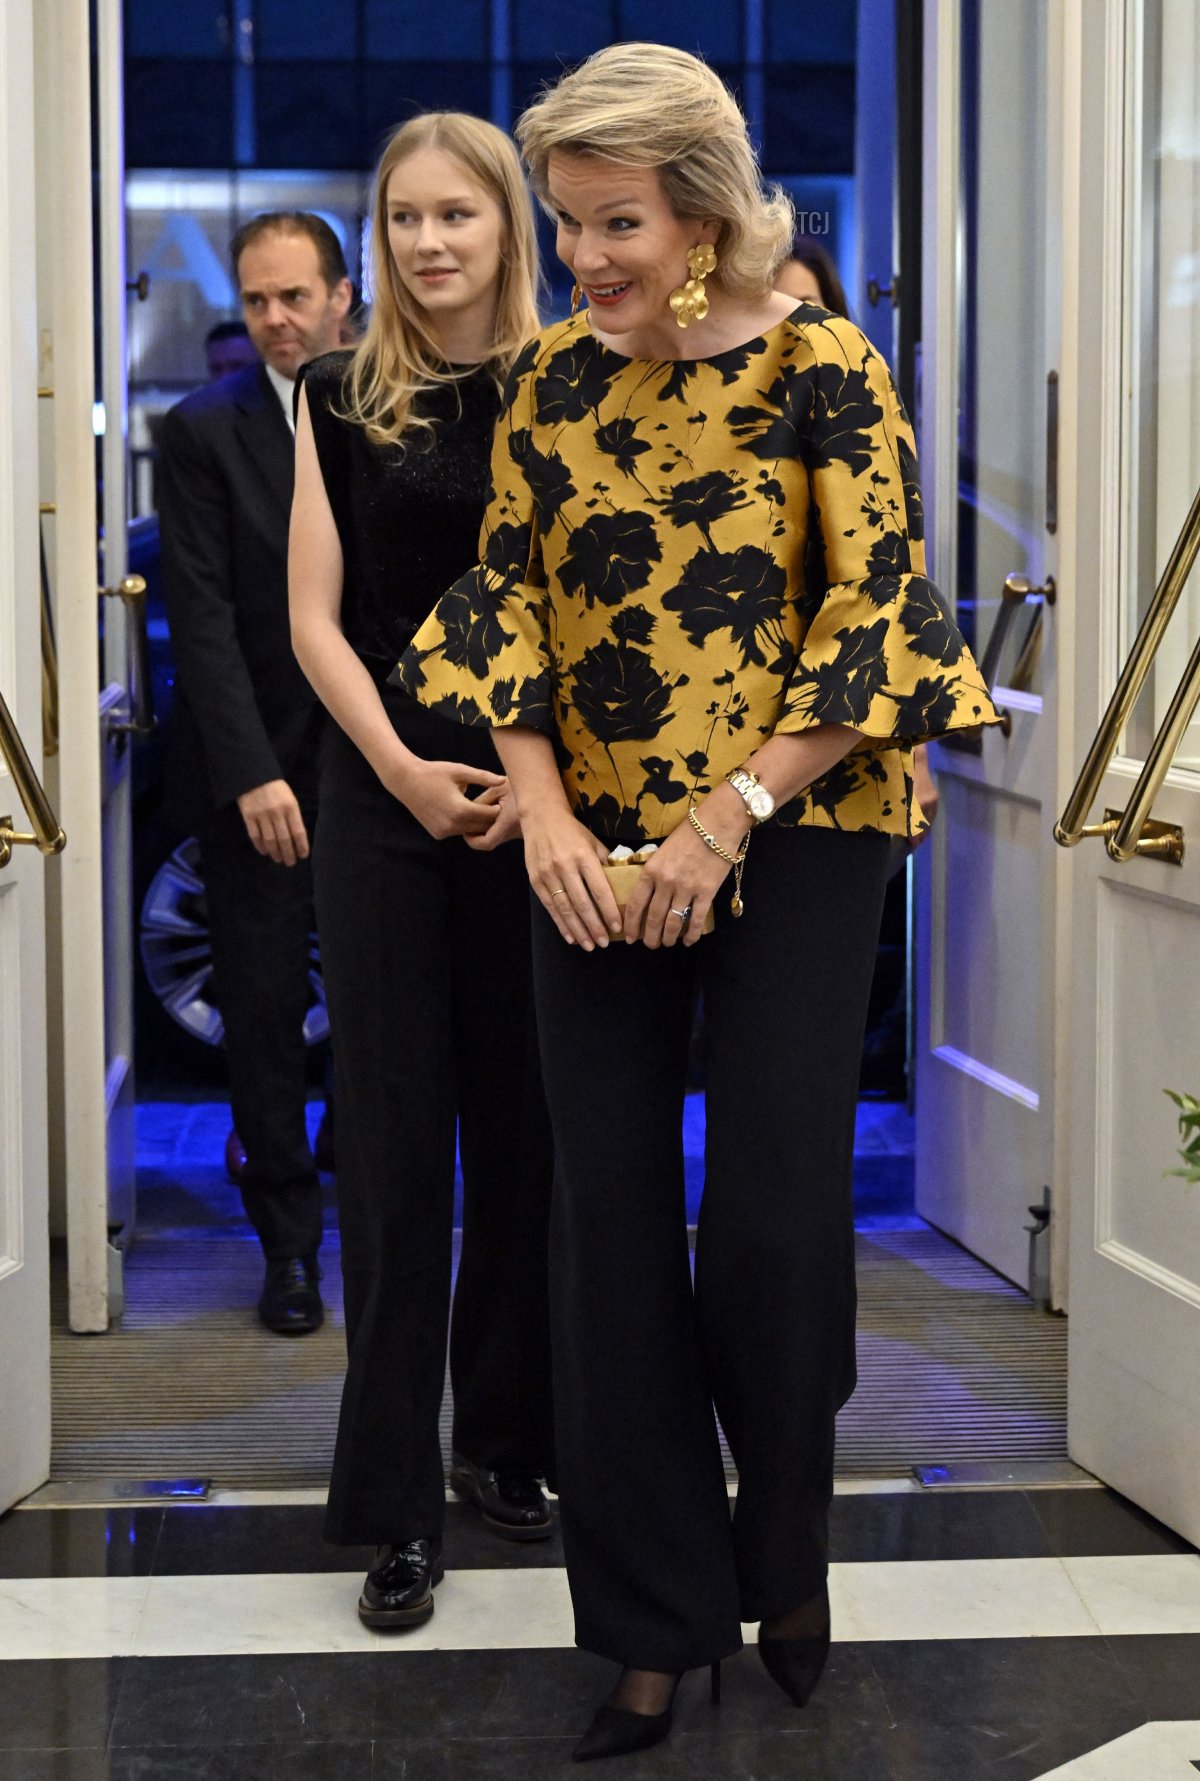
[550,887,568,899]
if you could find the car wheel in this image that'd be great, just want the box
[138,835,329,1049]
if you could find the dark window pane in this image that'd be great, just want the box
[513,0,615,61]
[127,0,231,58]
[763,64,855,174]
[616,0,742,62]
[363,64,491,156]
[126,60,235,166]
[510,61,567,130]
[767,0,857,63]
[256,0,358,59]
[364,0,487,60]
[254,64,366,168]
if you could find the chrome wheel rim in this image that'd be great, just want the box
[139,835,328,1048]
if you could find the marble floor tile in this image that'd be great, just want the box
[869,1635,1145,1778]
[0,1510,163,1580]
[829,1487,1053,1563]
[133,1571,388,1656]
[131,1567,578,1658]
[13,1555,1200,1668]
[835,1556,1101,1642]
[0,1577,150,1660]
[371,1647,611,1742]
[0,1751,109,1781]
[1062,1554,1200,1635]
[106,1740,374,1779]
[0,1658,124,1751]
[1032,1487,1196,1558]
[108,1651,378,1749]
[1105,1631,1200,1719]
[150,1506,373,1577]
[1034,1720,1200,1779]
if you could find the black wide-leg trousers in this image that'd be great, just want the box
[532,823,889,1670]
[316,694,555,1546]
[200,800,324,1262]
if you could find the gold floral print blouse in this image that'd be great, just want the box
[397,302,999,846]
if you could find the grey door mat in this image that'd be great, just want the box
[49,1221,1066,1489]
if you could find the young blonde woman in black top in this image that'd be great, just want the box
[289,112,554,1629]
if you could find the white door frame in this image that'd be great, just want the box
[915,0,1070,1303]
[35,0,112,1332]
[0,0,53,1511]
[1058,0,1200,1544]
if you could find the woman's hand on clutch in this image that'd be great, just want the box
[385,756,506,841]
[524,810,622,951]
[625,790,750,948]
[463,784,523,851]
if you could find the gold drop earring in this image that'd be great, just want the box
[668,243,717,328]
[570,280,585,317]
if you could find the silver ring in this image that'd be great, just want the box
[669,905,692,922]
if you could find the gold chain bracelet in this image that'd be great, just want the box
[687,806,750,918]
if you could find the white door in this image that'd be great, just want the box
[37,0,138,1332]
[1058,0,1200,1545]
[914,0,1067,1296]
[0,0,59,1511]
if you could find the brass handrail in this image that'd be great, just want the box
[40,521,59,758]
[1055,480,1200,858]
[0,680,67,868]
[99,573,156,737]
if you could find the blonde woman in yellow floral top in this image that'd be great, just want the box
[398,44,999,1764]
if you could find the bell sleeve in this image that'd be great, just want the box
[395,352,555,733]
[774,316,1000,744]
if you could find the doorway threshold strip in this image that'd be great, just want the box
[1,1555,1198,1662]
[49,1224,1067,1489]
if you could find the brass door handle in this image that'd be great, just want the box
[975,573,1056,738]
[0,681,66,868]
[1056,481,1200,862]
[867,275,900,308]
[99,573,156,737]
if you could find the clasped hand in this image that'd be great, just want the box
[382,756,523,847]
[528,810,734,951]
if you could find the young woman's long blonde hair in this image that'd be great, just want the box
[342,112,541,448]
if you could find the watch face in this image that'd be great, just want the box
[750,788,775,820]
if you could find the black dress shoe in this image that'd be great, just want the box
[758,1585,832,1706]
[572,1665,721,1763]
[358,1538,444,1629]
[258,1257,323,1335]
[449,1453,552,1541]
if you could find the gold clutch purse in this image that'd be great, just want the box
[601,848,716,935]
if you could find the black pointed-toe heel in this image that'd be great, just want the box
[571,1663,722,1763]
[758,1623,831,1707]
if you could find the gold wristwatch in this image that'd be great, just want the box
[725,766,776,824]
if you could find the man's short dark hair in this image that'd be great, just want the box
[230,211,350,293]
[205,319,251,347]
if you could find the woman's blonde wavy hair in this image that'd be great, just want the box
[516,44,795,302]
[342,112,541,448]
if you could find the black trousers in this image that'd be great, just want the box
[532,823,890,1671]
[316,691,554,1546]
[200,801,324,1262]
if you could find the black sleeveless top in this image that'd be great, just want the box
[297,350,503,669]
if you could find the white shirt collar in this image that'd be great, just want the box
[265,361,296,433]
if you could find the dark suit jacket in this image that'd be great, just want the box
[157,362,322,830]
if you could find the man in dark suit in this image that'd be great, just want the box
[158,211,351,1334]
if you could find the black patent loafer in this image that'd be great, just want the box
[449,1453,553,1542]
[358,1538,445,1629]
[258,1257,323,1336]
